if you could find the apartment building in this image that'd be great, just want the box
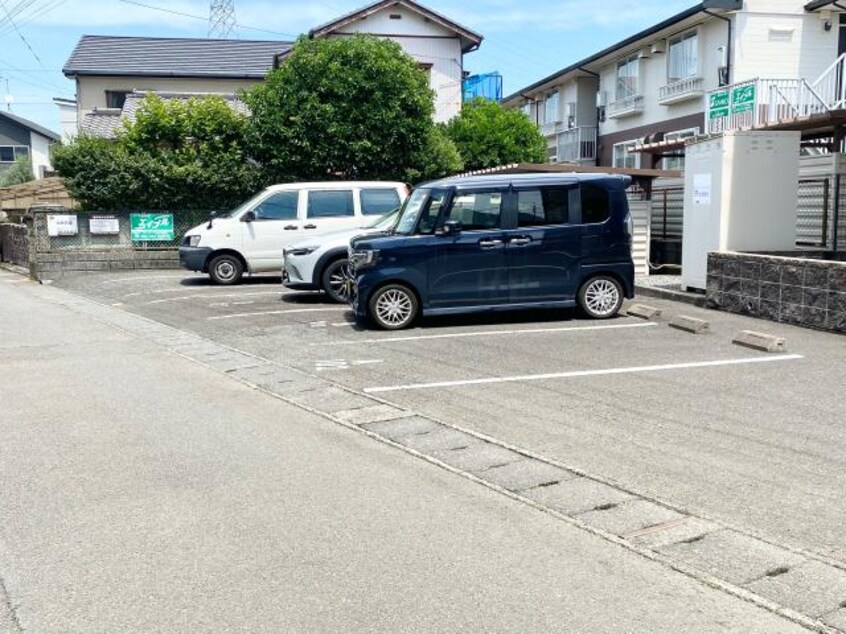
[503,0,845,169]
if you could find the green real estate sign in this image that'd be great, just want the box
[130,213,174,241]
[709,90,730,118]
[730,84,756,114]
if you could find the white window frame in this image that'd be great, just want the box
[667,31,698,84]
[544,90,561,125]
[520,101,532,118]
[612,138,643,169]
[616,55,640,101]
[662,127,700,170]
[0,145,29,163]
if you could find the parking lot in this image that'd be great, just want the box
[55,270,846,570]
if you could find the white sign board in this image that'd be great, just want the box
[693,174,712,206]
[89,215,120,235]
[46,214,79,237]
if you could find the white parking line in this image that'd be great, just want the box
[147,291,282,304]
[207,307,348,320]
[363,354,805,393]
[96,275,187,284]
[316,321,657,345]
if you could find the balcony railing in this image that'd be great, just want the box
[556,126,597,163]
[606,95,644,119]
[659,76,705,105]
[705,78,828,134]
[540,120,565,137]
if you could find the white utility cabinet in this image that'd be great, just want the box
[681,130,800,290]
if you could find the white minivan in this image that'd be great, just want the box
[179,181,408,284]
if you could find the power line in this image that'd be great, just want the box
[0,0,46,68]
[116,0,298,38]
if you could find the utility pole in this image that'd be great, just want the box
[208,0,236,39]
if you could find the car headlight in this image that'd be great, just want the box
[349,249,380,270]
[185,235,201,247]
[286,246,318,257]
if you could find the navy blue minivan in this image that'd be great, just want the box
[348,173,635,329]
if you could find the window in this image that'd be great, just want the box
[0,146,28,163]
[445,190,503,231]
[580,183,611,224]
[418,189,448,234]
[667,32,698,84]
[254,191,298,220]
[360,188,401,216]
[616,55,639,100]
[612,139,642,169]
[520,101,532,118]
[105,90,128,109]
[516,187,571,227]
[662,127,700,170]
[307,190,354,218]
[544,90,560,124]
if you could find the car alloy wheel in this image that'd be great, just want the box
[369,284,418,330]
[322,259,351,304]
[579,275,622,319]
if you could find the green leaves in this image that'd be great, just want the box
[244,34,435,183]
[0,155,34,188]
[443,98,547,172]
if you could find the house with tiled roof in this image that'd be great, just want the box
[0,110,60,180]
[61,0,483,137]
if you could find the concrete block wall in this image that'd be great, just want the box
[706,251,846,333]
[33,250,179,279]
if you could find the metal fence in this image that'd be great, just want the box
[651,187,684,240]
[30,209,210,253]
[796,177,846,251]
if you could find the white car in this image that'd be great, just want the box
[283,209,399,303]
[179,181,408,284]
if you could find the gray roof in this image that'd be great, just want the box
[64,35,292,79]
[79,91,249,139]
[0,110,60,141]
[309,0,482,52]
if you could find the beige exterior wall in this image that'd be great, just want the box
[328,5,467,122]
[76,75,260,117]
[29,133,53,179]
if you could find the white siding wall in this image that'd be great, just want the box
[330,6,466,122]
[598,18,726,137]
[627,196,651,277]
[29,132,52,180]
[77,76,260,116]
[733,2,838,83]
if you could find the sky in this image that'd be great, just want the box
[0,0,695,133]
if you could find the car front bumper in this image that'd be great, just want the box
[179,246,212,272]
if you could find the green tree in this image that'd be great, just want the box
[444,98,547,171]
[53,94,263,210]
[405,126,464,184]
[244,34,435,182]
[0,154,34,188]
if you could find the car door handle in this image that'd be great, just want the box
[510,236,532,246]
[478,238,504,248]
[283,225,298,230]
[304,224,317,230]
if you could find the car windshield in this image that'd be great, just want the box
[366,208,400,230]
[393,188,431,235]
[219,190,269,219]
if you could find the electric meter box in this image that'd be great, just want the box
[681,130,800,290]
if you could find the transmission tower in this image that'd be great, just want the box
[208,0,237,38]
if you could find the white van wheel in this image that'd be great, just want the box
[578,275,623,319]
[209,254,244,285]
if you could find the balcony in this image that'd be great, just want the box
[540,120,565,137]
[556,126,597,163]
[606,95,644,119]
[659,76,705,105]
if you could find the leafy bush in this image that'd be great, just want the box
[0,155,34,188]
[444,98,547,171]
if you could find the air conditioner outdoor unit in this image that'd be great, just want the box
[651,41,666,55]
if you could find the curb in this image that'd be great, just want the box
[635,283,708,308]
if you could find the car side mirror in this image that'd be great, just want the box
[437,220,462,237]
[241,210,256,223]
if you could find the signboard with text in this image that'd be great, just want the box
[47,214,79,237]
[708,91,730,119]
[130,213,174,242]
[730,84,756,114]
[89,215,120,235]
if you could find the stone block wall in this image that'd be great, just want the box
[706,252,846,333]
[33,250,179,279]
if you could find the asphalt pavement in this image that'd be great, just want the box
[2,267,843,632]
